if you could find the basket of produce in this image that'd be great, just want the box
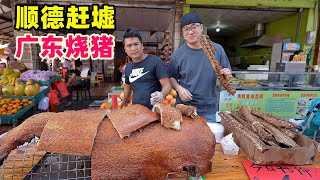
[1,78,49,103]
[18,70,58,86]
[0,97,35,125]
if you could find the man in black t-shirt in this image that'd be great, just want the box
[120,28,172,109]
[65,60,91,106]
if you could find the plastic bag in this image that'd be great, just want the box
[51,80,59,90]
[221,133,239,155]
[57,80,70,98]
[38,97,49,110]
[47,89,60,106]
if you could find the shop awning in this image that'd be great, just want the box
[0,0,13,41]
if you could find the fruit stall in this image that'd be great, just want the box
[100,87,178,110]
[0,69,58,126]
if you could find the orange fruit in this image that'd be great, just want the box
[119,92,125,100]
[170,98,176,105]
[2,104,8,109]
[0,108,6,113]
[166,94,173,100]
[24,103,29,107]
[2,112,7,115]
[28,101,32,105]
[11,109,18,114]
[170,89,177,97]
[100,103,106,109]
[7,112,12,115]
[7,106,13,110]
[15,99,20,103]
[106,103,112,109]
[18,106,22,110]
[101,103,112,110]
[162,99,168,104]
[166,99,172,105]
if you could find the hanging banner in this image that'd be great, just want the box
[219,90,320,120]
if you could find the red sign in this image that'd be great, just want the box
[242,160,320,180]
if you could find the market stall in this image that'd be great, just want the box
[0,69,61,126]
[0,88,49,126]
[0,108,319,179]
[1,141,319,180]
[219,71,320,120]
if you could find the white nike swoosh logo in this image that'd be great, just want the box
[129,71,149,83]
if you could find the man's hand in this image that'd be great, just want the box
[150,91,163,105]
[176,86,192,102]
[220,68,232,81]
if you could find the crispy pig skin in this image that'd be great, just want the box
[176,104,198,118]
[37,109,104,156]
[251,110,298,129]
[200,35,236,95]
[107,104,160,138]
[152,103,183,130]
[92,115,215,180]
[0,112,55,162]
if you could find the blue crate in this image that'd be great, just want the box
[0,96,35,126]
[0,88,50,126]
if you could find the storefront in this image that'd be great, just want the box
[180,0,320,119]
[183,0,317,65]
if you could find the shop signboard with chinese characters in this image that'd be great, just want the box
[14,4,116,61]
[219,90,320,120]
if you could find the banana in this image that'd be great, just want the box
[8,78,14,86]
[0,79,8,86]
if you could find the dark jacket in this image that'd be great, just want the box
[40,62,48,71]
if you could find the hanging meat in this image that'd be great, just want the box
[200,35,236,95]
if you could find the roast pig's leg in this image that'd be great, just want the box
[0,112,54,164]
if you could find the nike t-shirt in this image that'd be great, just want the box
[125,55,168,109]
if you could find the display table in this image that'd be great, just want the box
[1,143,319,179]
[204,144,320,179]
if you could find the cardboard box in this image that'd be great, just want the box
[221,119,318,165]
